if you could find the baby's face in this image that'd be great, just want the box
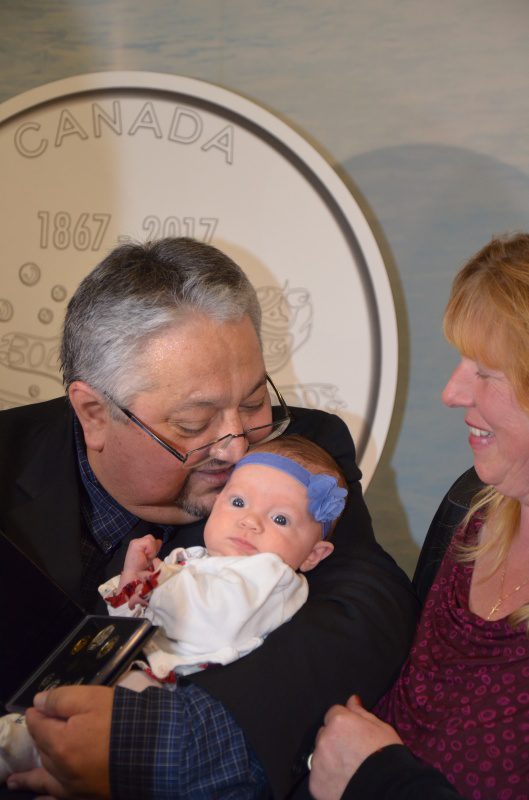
[204,463,322,570]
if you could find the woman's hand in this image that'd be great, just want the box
[309,695,403,800]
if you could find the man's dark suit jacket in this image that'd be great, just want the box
[335,468,484,800]
[0,397,418,797]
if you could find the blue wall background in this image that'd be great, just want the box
[3,0,529,574]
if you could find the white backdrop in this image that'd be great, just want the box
[0,73,398,488]
[3,1,529,574]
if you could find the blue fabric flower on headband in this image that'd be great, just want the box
[307,475,347,531]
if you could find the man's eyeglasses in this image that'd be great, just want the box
[104,374,291,469]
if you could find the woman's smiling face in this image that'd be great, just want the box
[442,356,529,503]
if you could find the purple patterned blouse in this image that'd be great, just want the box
[375,517,529,800]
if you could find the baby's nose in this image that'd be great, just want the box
[241,512,263,532]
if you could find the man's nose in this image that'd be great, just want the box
[441,359,475,408]
[209,431,249,463]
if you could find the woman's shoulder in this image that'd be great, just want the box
[413,468,484,604]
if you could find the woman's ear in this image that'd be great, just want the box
[68,381,110,451]
[299,540,334,573]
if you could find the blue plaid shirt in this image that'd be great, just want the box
[111,685,267,799]
[74,417,174,553]
[73,416,268,797]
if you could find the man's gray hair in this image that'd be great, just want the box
[60,237,262,405]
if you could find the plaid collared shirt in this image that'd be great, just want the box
[111,684,267,798]
[74,416,174,553]
[73,416,268,797]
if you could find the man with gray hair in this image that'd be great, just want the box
[0,238,417,799]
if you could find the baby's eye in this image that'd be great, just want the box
[272,514,288,527]
[231,496,245,508]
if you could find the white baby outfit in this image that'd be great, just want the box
[0,713,40,784]
[0,547,307,781]
[99,546,308,679]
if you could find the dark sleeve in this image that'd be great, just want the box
[337,469,484,800]
[341,745,465,800]
[413,467,483,605]
[191,408,419,797]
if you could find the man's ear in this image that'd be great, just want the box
[299,540,334,573]
[68,381,110,452]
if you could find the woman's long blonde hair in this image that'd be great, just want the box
[443,232,529,630]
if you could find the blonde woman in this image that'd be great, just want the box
[310,233,529,800]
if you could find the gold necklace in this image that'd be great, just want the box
[486,559,529,620]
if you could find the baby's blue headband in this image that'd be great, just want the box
[233,452,347,538]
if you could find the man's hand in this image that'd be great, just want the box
[309,695,403,800]
[6,686,114,799]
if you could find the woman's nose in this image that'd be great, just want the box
[441,359,475,408]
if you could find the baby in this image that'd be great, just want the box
[0,435,347,780]
[102,434,347,685]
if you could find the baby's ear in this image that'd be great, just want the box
[299,540,334,573]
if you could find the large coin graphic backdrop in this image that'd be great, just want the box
[0,72,397,487]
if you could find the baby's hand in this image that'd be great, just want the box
[119,535,162,590]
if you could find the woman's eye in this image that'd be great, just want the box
[272,514,288,526]
[231,497,245,508]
